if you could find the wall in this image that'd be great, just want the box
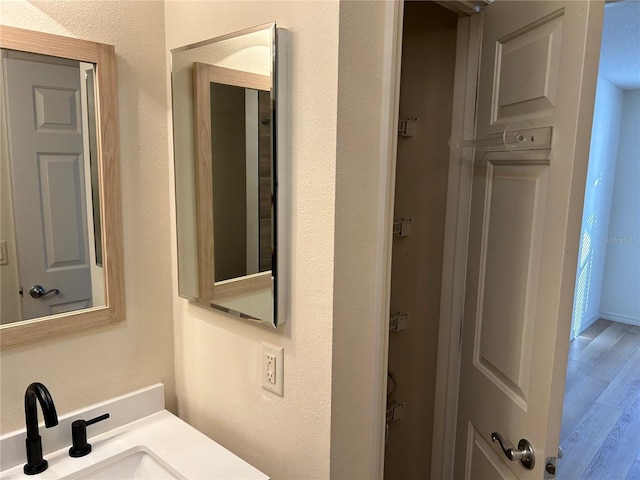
[330,1,394,478]
[383,3,458,478]
[166,2,339,479]
[167,1,394,478]
[600,89,640,324]
[0,0,175,431]
[571,76,622,335]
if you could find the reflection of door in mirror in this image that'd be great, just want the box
[211,83,272,282]
[0,50,104,323]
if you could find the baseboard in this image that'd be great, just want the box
[600,311,640,327]
[575,313,602,336]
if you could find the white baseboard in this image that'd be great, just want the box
[600,311,640,327]
[576,313,602,336]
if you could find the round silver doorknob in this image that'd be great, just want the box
[29,285,60,298]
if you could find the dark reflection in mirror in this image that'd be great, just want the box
[211,83,272,282]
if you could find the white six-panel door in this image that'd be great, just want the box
[5,53,93,320]
[453,1,603,478]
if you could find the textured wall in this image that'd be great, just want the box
[601,89,640,324]
[0,0,176,431]
[571,76,622,336]
[166,1,399,476]
[165,2,339,479]
[330,1,392,478]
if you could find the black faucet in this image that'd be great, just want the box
[24,382,58,475]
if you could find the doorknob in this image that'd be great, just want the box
[491,432,535,470]
[29,285,60,299]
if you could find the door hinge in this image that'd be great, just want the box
[389,311,409,333]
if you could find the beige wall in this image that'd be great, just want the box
[1,0,395,477]
[166,2,339,479]
[331,1,392,478]
[0,0,176,431]
[167,1,394,478]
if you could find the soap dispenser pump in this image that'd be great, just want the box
[69,413,110,458]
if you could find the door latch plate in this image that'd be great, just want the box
[544,456,557,479]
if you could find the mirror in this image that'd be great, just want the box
[0,27,124,347]
[171,23,287,327]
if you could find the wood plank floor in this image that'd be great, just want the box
[557,319,640,480]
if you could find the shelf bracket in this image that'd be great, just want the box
[393,219,412,237]
[389,312,409,333]
[386,400,406,423]
[398,118,418,137]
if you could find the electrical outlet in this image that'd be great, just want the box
[261,342,283,396]
[266,354,276,384]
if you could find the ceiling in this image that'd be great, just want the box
[599,0,640,90]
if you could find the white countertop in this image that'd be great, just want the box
[0,385,269,480]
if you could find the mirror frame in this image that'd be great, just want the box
[0,26,125,348]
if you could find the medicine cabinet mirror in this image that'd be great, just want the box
[0,27,125,347]
[171,23,287,328]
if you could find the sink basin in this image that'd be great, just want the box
[63,447,184,480]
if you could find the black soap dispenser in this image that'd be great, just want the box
[68,413,110,457]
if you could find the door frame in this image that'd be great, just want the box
[429,12,481,480]
[373,1,404,477]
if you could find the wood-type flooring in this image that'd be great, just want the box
[557,319,640,480]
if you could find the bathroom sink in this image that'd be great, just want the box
[63,447,184,480]
[0,385,268,480]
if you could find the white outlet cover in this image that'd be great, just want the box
[261,342,283,396]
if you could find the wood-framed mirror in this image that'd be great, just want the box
[0,26,124,348]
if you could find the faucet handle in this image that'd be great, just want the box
[68,413,110,458]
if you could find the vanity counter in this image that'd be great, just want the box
[0,385,268,480]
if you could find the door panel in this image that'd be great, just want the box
[475,164,548,408]
[39,154,89,268]
[465,424,518,480]
[493,12,563,123]
[454,1,603,479]
[34,86,80,132]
